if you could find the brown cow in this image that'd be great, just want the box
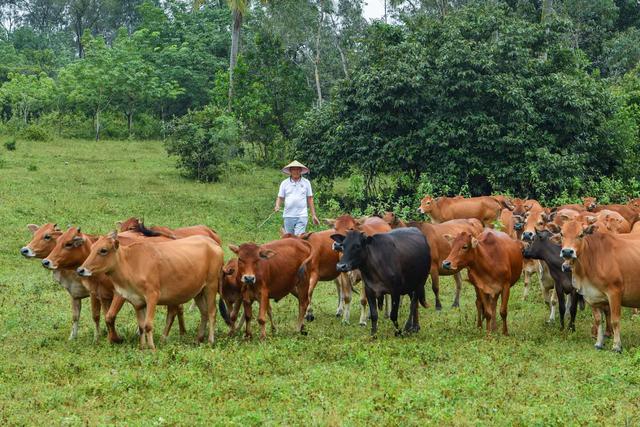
[492,195,515,211]
[229,238,314,339]
[279,228,359,323]
[78,233,224,350]
[559,220,640,352]
[117,217,222,245]
[581,198,638,226]
[405,219,483,309]
[512,198,543,217]
[443,230,523,335]
[418,196,501,227]
[20,223,92,340]
[326,215,392,324]
[382,211,407,228]
[42,227,187,343]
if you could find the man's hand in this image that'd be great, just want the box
[312,215,320,225]
[274,205,280,212]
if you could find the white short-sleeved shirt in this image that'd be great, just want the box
[278,177,313,218]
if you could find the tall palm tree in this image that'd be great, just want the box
[227,0,248,111]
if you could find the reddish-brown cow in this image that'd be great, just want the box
[581,197,638,226]
[229,238,315,339]
[442,230,523,335]
[117,217,222,245]
[418,196,501,226]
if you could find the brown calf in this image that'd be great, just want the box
[117,217,222,245]
[418,196,501,227]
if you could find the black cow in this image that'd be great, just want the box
[330,228,430,336]
[523,229,582,331]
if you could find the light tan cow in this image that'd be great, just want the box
[78,233,224,350]
[418,196,501,227]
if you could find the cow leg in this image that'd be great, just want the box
[452,272,463,308]
[335,279,344,318]
[568,291,578,332]
[365,287,378,337]
[555,285,566,330]
[404,292,420,333]
[595,307,606,350]
[304,271,320,322]
[297,291,310,337]
[105,294,125,344]
[135,307,147,349]
[243,299,253,339]
[162,306,178,341]
[480,292,494,334]
[257,289,270,340]
[268,304,276,334]
[340,274,353,324]
[193,292,208,342]
[431,268,442,311]
[177,304,186,335]
[203,284,218,346]
[390,293,401,336]
[522,270,530,300]
[500,285,510,336]
[473,287,483,328]
[607,291,623,353]
[143,294,158,350]
[359,282,368,326]
[69,297,82,340]
[383,294,391,318]
[228,301,241,336]
[90,293,101,343]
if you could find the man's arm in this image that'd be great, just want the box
[307,196,320,225]
[274,196,284,212]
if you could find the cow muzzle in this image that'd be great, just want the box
[41,258,57,270]
[336,262,351,272]
[522,231,534,241]
[242,275,256,285]
[560,247,576,259]
[20,247,35,258]
[514,222,524,231]
[417,207,424,213]
[76,267,92,277]
[332,242,343,252]
[561,262,572,273]
[442,260,453,270]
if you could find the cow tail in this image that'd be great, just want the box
[418,285,428,309]
[297,241,315,287]
[218,298,231,325]
[138,221,174,239]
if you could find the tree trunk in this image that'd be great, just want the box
[95,109,101,141]
[313,7,324,107]
[541,0,554,60]
[228,9,243,111]
[127,111,133,137]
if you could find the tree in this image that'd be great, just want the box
[0,71,55,123]
[227,0,247,110]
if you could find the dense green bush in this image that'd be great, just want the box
[4,137,16,151]
[37,112,94,139]
[164,105,241,182]
[18,123,51,141]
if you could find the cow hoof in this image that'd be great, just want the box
[451,302,459,309]
[612,346,623,353]
[341,319,350,326]
[595,343,604,350]
[335,312,342,318]
[305,313,315,322]
[109,336,124,345]
[435,305,442,311]
[300,330,308,336]
[359,322,367,327]
[394,330,402,337]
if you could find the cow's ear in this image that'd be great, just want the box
[546,223,561,234]
[471,237,479,248]
[109,230,118,240]
[53,223,60,231]
[279,227,286,237]
[541,213,550,223]
[113,239,120,250]
[550,233,562,245]
[27,224,39,234]
[324,218,336,227]
[259,249,277,259]
[229,244,240,254]
[355,217,366,226]
[330,234,345,244]
[365,234,374,244]
[583,224,598,235]
[223,267,235,276]
[443,234,455,243]
[586,216,597,225]
[116,221,123,229]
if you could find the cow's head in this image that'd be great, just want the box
[521,207,548,242]
[523,229,561,260]
[42,226,89,270]
[559,220,597,272]
[77,232,120,277]
[582,197,597,211]
[600,212,624,234]
[441,232,477,271]
[20,223,62,259]
[417,196,434,214]
[116,217,141,232]
[627,198,640,213]
[220,258,241,305]
[331,230,370,272]
[229,243,276,286]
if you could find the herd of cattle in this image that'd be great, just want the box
[18,195,640,352]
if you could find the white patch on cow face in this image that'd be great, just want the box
[20,246,35,258]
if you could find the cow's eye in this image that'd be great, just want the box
[462,244,469,250]
[65,242,73,248]
[99,248,108,255]
[537,221,543,226]
[44,234,51,241]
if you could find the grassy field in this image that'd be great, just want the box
[1,138,639,426]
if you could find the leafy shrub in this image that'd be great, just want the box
[4,138,16,151]
[99,112,128,140]
[18,124,51,141]
[27,164,37,171]
[165,105,241,182]
[38,112,94,139]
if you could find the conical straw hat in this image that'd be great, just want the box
[282,160,310,175]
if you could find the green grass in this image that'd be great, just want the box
[1,138,639,425]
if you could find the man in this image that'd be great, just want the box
[274,160,320,235]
